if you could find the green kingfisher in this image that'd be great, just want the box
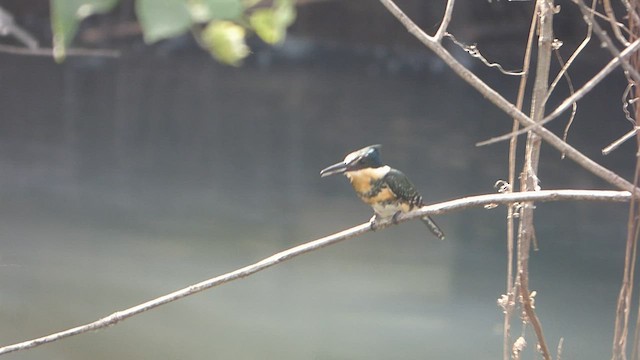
[320,144,445,240]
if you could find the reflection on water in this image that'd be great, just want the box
[0,50,632,359]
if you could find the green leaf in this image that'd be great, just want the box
[189,0,243,22]
[136,0,192,43]
[201,20,249,66]
[249,0,295,45]
[50,0,118,62]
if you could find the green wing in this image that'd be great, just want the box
[383,169,423,207]
[385,169,445,239]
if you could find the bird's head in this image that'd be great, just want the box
[320,144,383,177]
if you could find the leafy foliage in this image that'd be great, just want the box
[202,20,249,66]
[136,0,192,43]
[250,0,295,45]
[50,0,296,65]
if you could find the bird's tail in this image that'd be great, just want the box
[420,216,445,240]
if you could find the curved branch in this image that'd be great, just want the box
[0,189,631,356]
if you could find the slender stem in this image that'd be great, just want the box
[0,44,120,58]
[613,159,640,360]
[515,1,554,358]
[574,0,640,83]
[0,190,631,356]
[504,8,538,360]
[629,7,640,359]
[477,36,640,147]
[603,127,639,155]
[545,0,596,105]
[603,0,631,46]
[378,0,636,194]
[434,0,455,42]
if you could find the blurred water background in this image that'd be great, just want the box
[0,1,637,359]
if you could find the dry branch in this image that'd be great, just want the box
[0,44,120,58]
[477,36,640,147]
[378,0,636,195]
[503,9,538,360]
[515,0,555,356]
[575,0,640,84]
[0,189,630,356]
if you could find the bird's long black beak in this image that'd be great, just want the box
[320,161,348,177]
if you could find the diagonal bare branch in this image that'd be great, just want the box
[0,189,631,356]
[0,44,120,58]
[603,126,639,155]
[603,0,631,46]
[480,0,640,148]
[476,36,640,147]
[378,0,636,194]
[574,0,640,82]
[434,0,455,42]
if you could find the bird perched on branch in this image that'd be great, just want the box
[320,144,445,240]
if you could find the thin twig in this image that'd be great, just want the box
[515,0,554,357]
[0,189,631,356]
[444,32,525,76]
[623,76,637,124]
[619,0,640,37]
[603,0,630,46]
[552,48,578,158]
[434,0,455,42]
[377,0,637,195]
[581,3,632,36]
[557,337,564,360]
[0,5,38,49]
[613,158,640,360]
[545,0,595,158]
[603,126,639,155]
[481,0,640,149]
[575,0,640,84]
[520,271,550,360]
[476,36,640,147]
[0,44,120,58]
[504,8,538,360]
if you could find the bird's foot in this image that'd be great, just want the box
[391,211,402,225]
[369,215,380,231]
